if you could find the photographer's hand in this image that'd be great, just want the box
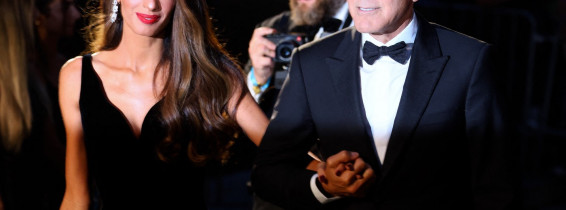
[248,27,276,85]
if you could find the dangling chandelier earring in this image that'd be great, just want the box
[110,0,119,23]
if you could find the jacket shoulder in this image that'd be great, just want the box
[296,27,355,56]
[431,23,489,50]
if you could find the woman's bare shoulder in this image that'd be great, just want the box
[59,56,85,94]
[60,56,84,80]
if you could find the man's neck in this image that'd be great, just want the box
[370,11,415,44]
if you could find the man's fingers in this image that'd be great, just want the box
[317,162,328,184]
[334,163,346,177]
[253,27,277,37]
[262,47,276,58]
[354,165,375,186]
[326,150,359,168]
[256,56,273,66]
[317,161,326,174]
[351,157,368,176]
[249,27,276,56]
[260,38,277,50]
[250,39,274,55]
[346,167,375,197]
[361,166,375,182]
[320,151,374,197]
[339,158,372,185]
[252,27,276,49]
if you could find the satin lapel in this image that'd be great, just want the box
[380,15,450,177]
[325,29,381,169]
[326,29,361,101]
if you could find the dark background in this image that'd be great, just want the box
[65,0,565,209]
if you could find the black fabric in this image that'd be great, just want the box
[322,18,342,33]
[0,69,65,210]
[362,41,411,64]
[79,54,206,209]
[343,13,352,31]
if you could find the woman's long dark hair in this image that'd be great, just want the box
[85,0,247,164]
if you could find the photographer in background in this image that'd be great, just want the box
[247,0,352,117]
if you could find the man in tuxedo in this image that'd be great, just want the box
[252,0,517,209]
[247,0,352,117]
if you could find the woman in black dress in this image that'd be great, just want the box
[58,0,267,209]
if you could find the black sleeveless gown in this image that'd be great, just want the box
[79,54,206,209]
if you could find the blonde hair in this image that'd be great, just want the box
[0,0,35,153]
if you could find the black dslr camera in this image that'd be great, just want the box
[264,33,309,64]
[263,33,309,89]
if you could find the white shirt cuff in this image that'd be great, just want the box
[310,174,341,204]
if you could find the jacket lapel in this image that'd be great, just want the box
[325,29,382,170]
[326,28,361,101]
[380,14,450,177]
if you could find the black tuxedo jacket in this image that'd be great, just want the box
[252,14,516,210]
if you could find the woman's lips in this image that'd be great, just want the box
[136,12,160,24]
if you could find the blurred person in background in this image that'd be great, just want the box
[0,0,66,209]
[33,0,82,143]
[247,0,352,117]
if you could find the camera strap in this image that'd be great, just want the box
[250,68,271,94]
[278,13,290,33]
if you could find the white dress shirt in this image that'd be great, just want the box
[310,13,418,203]
[360,14,418,164]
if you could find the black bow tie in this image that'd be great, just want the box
[362,41,411,65]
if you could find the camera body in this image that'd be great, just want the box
[264,33,308,64]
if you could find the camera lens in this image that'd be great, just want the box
[276,42,295,63]
[280,47,293,58]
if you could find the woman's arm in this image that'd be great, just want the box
[232,93,269,146]
[59,57,90,210]
[229,88,321,171]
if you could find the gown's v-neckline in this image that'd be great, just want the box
[86,55,162,139]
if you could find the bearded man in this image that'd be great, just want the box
[246,0,352,117]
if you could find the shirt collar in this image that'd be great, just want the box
[334,3,350,20]
[362,12,418,47]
